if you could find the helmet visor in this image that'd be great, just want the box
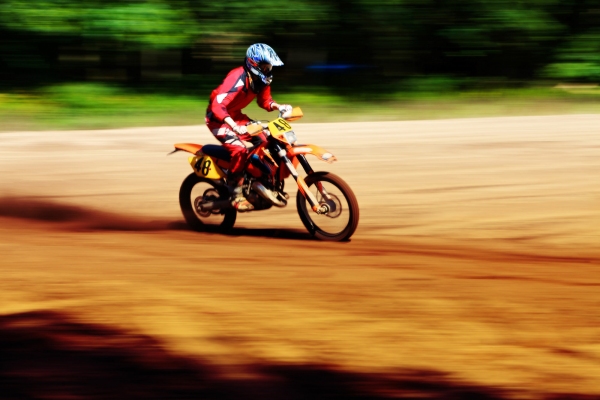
[259,63,272,75]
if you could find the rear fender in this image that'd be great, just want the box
[171,143,228,178]
[172,143,203,155]
[290,145,337,164]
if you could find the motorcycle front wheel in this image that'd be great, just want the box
[179,173,236,232]
[296,172,359,241]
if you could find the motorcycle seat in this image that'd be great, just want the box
[202,144,231,162]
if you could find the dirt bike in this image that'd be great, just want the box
[170,107,359,241]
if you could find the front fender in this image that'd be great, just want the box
[290,145,337,164]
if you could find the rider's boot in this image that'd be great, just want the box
[229,178,254,212]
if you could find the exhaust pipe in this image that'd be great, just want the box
[198,199,232,212]
[252,182,287,207]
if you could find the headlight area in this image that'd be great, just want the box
[284,130,298,145]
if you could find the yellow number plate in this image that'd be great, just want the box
[189,153,225,179]
[268,118,293,135]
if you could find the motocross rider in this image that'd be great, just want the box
[205,43,292,212]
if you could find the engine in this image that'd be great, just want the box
[246,191,273,211]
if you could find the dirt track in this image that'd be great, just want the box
[1,115,600,399]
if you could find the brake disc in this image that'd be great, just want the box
[319,193,342,218]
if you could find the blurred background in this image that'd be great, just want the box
[1,0,599,129]
[2,3,600,398]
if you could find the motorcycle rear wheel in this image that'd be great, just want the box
[296,172,359,241]
[179,173,236,232]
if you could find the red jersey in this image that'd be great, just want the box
[207,66,275,123]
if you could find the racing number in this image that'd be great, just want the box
[202,159,212,176]
[279,119,292,130]
[195,157,212,176]
[273,118,292,132]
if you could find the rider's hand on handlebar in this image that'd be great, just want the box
[277,104,293,118]
[232,124,248,135]
[224,116,248,135]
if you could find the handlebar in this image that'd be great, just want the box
[245,107,304,136]
[247,121,269,136]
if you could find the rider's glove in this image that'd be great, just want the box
[224,116,248,135]
[278,104,293,116]
[232,124,248,135]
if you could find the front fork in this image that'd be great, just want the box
[297,154,330,201]
[279,150,330,214]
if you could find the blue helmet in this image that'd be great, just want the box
[245,43,284,88]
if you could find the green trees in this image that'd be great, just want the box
[1,0,599,90]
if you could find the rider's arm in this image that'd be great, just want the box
[223,116,240,130]
[210,91,238,122]
[257,87,291,114]
[256,85,276,112]
[223,116,247,134]
[210,69,246,122]
[212,92,247,134]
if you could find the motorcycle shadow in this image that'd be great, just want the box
[228,227,314,241]
[0,197,313,241]
[169,221,314,241]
